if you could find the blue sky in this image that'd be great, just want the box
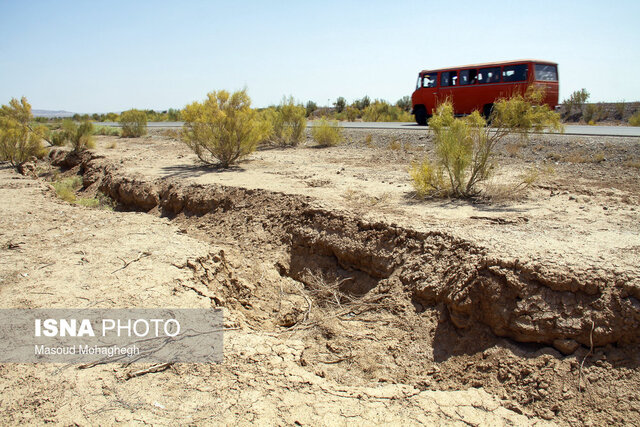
[1,0,638,113]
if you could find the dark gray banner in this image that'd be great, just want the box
[0,309,223,363]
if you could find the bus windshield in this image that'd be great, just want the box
[535,64,558,81]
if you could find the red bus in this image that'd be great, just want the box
[411,59,559,125]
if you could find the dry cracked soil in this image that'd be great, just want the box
[0,127,639,425]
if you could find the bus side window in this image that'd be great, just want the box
[441,72,450,87]
[423,73,437,88]
[503,64,528,82]
[479,67,500,83]
[469,69,477,84]
[460,70,469,85]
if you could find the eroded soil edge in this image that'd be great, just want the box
[51,148,640,353]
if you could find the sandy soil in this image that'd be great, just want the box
[0,127,639,425]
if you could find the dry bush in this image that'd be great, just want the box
[312,117,343,147]
[120,109,147,137]
[0,97,46,167]
[630,111,640,127]
[341,188,391,208]
[181,89,270,168]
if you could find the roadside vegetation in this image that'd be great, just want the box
[562,89,590,121]
[630,111,640,127]
[311,118,343,147]
[410,88,562,199]
[262,96,307,146]
[181,89,270,168]
[120,109,148,137]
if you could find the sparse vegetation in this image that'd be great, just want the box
[583,103,605,123]
[52,175,115,209]
[396,96,412,112]
[362,100,413,122]
[120,109,148,137]
[181,89,270,168]
[63,119,95,152]
[562,88,590,121]
[267,96,307,146]
[630,111,640,126]
[614,101,626,120]
[305,101,317,118]
[53,175,83,203]
[334,97,346,113]
[93,125,121,137]
[410,88,562,198]
[0,97,46,167]
[311,117,343,147]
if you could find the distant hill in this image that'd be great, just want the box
[32,109,75,118]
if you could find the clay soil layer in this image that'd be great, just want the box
[1,128,639,425]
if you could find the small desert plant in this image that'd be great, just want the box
[583,103,605,123]
[0,97,46,167]
[614,101,626,120]
[120,109,147,137]
[562,88,590,120]
[629,111,640,127]
[93,125,121,136]
[269,96,307,146]
[411,88,562,198]
[305,100,317,117]
[396,96,412,112]
[61,119,95,152]
[334,97,347,113]
[345,106,360,121]
[362,100,413,122]
[53,175,83,203]
[49,129,68,146]
[181,89,270,168]
[312,117,343,147]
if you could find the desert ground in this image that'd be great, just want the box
[1,127,639,425]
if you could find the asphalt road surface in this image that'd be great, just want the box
[100,121,640,137]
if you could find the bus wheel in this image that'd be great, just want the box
[482,104,494,123]
[414,106,428,126]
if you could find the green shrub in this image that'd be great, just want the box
[562,88,590,120]
[334,97,346,113]
[305,100,318,117]
[53,175,83,203]
[312,117,343,147]
[362,100,413,122]
[614,101,626,120]
[345,106,360,121]
[120,109,147,137]
[181,89,270,168]
[583,103,605,123]
[269,96,307,146]
[49,130,68,146]
[0,97,46,167]
[411,89,562,198]
[93,125,121,136]
[630,111,640,126]
[396,96,412,112]
[59,119,95,152]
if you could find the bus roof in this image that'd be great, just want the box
[419,59,557,74]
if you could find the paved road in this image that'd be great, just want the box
[100,121,640,137]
